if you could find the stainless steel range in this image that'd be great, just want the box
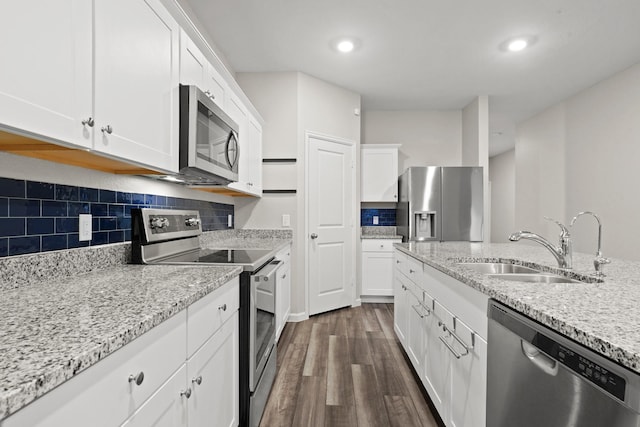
[131,208,279,427]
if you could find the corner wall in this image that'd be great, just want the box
[514,63,640,261]
[489,149,515,242]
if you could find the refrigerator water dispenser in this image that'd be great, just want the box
[414,211,436,240]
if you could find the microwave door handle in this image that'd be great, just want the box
[226,131,238,169]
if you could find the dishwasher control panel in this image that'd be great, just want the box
[533,332,626,401]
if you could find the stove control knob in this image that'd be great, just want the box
[150,217,169,229]
[185,217,201,227]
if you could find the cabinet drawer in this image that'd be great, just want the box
[394,250,408,276]
[187,276,239,357]
[361,239,400,252]
[276,245,291,266]
[4,311,187,427]
[406,255,423,284]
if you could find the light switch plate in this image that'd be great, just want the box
[228,214,233,228]
[282,214,290,227]
[79,214,92,241]
[373,216,379,225]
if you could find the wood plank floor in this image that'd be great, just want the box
[260,303,442,427]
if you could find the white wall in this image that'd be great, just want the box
[462,96,490,241]
[564,63,640,260]
[235,71,361,319]
[489,149,515,243]
[514,103,567,240]
[361,110,462,173]
[513,62,640,261]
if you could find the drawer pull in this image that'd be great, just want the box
[380,244,385,248]
[218,304,227,311]
[192,376,203,386]
[180,388,192,399]
[128,371,144,386]
[396,260,400,264]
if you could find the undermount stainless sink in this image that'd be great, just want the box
[487,273,582,284]
[457,262,540,274]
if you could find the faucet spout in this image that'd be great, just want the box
[509,230,572,269]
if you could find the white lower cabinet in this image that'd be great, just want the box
[275,244,292,342]
[393,261,409,346]
[2,278,240,427]
[393,249,488,427]
[121,365,188,427]
[361,238,401,296]
[187,312,239,427]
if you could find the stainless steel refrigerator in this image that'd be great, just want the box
[397,166,483,242]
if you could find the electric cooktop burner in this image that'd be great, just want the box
[165,248,274,265]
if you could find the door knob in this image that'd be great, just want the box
[310,233,318,239]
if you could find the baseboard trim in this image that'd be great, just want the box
[360,295,395,304]
[287,312,309,322]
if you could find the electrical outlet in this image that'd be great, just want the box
[373,216,379,225]
[79,214,92,241]
[228,214,233,228]
[282,214,290,227]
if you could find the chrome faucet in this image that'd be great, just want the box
[570,211,610,277]
[509,217,572,269]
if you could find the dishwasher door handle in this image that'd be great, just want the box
[522,341,559,376]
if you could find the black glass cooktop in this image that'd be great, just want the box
[160,248,274,271]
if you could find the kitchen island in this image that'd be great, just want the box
[395,241,640,374]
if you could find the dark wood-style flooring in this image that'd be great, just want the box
[260,303,441,427]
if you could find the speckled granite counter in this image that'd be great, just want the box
[395,242,640,375]
[0,263,242,420]
[361,226,403,240]
[200,228,292,251]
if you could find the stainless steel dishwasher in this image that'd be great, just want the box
[488,300,640,427]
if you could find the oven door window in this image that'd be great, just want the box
[196,101,235,169]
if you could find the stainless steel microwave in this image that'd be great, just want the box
[177,85,239,185]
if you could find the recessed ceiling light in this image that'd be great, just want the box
[507,38,528,52]
[500,36,537,53]
[337,40,355,53]
[331,37,361,54]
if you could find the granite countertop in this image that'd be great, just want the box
[0,228,293,420]
[361,226,403,240]
[395,242,640,375]
[0,263,242,420]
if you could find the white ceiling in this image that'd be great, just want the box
[182,0,640,156]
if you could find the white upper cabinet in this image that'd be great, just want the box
[226,92,262,197]
[93,0,180,173]
[179,30,226,110]
[0,0,92,148]
[361,144,400,202]
[0,0,180,173]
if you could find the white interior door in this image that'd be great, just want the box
[307,134,355,316]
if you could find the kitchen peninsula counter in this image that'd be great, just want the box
[0,261,242,420]
[395,242,640,375]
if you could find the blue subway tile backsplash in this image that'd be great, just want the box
[0,177,234,257]
[361,208,397,226]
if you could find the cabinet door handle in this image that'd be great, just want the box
[180,388,192,399]
[81,117,94,127]
[281,273,287,279]
[192,376,203,385]
[218,303,227,311]
[409,269,415,274]
[310,233,318,239]
[128,371,144,386]
[396,260,400,264]
[439,335,463,359]
[101,125,113,134]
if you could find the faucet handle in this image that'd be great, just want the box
[544,216,570,237]
[594,255,610,277]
